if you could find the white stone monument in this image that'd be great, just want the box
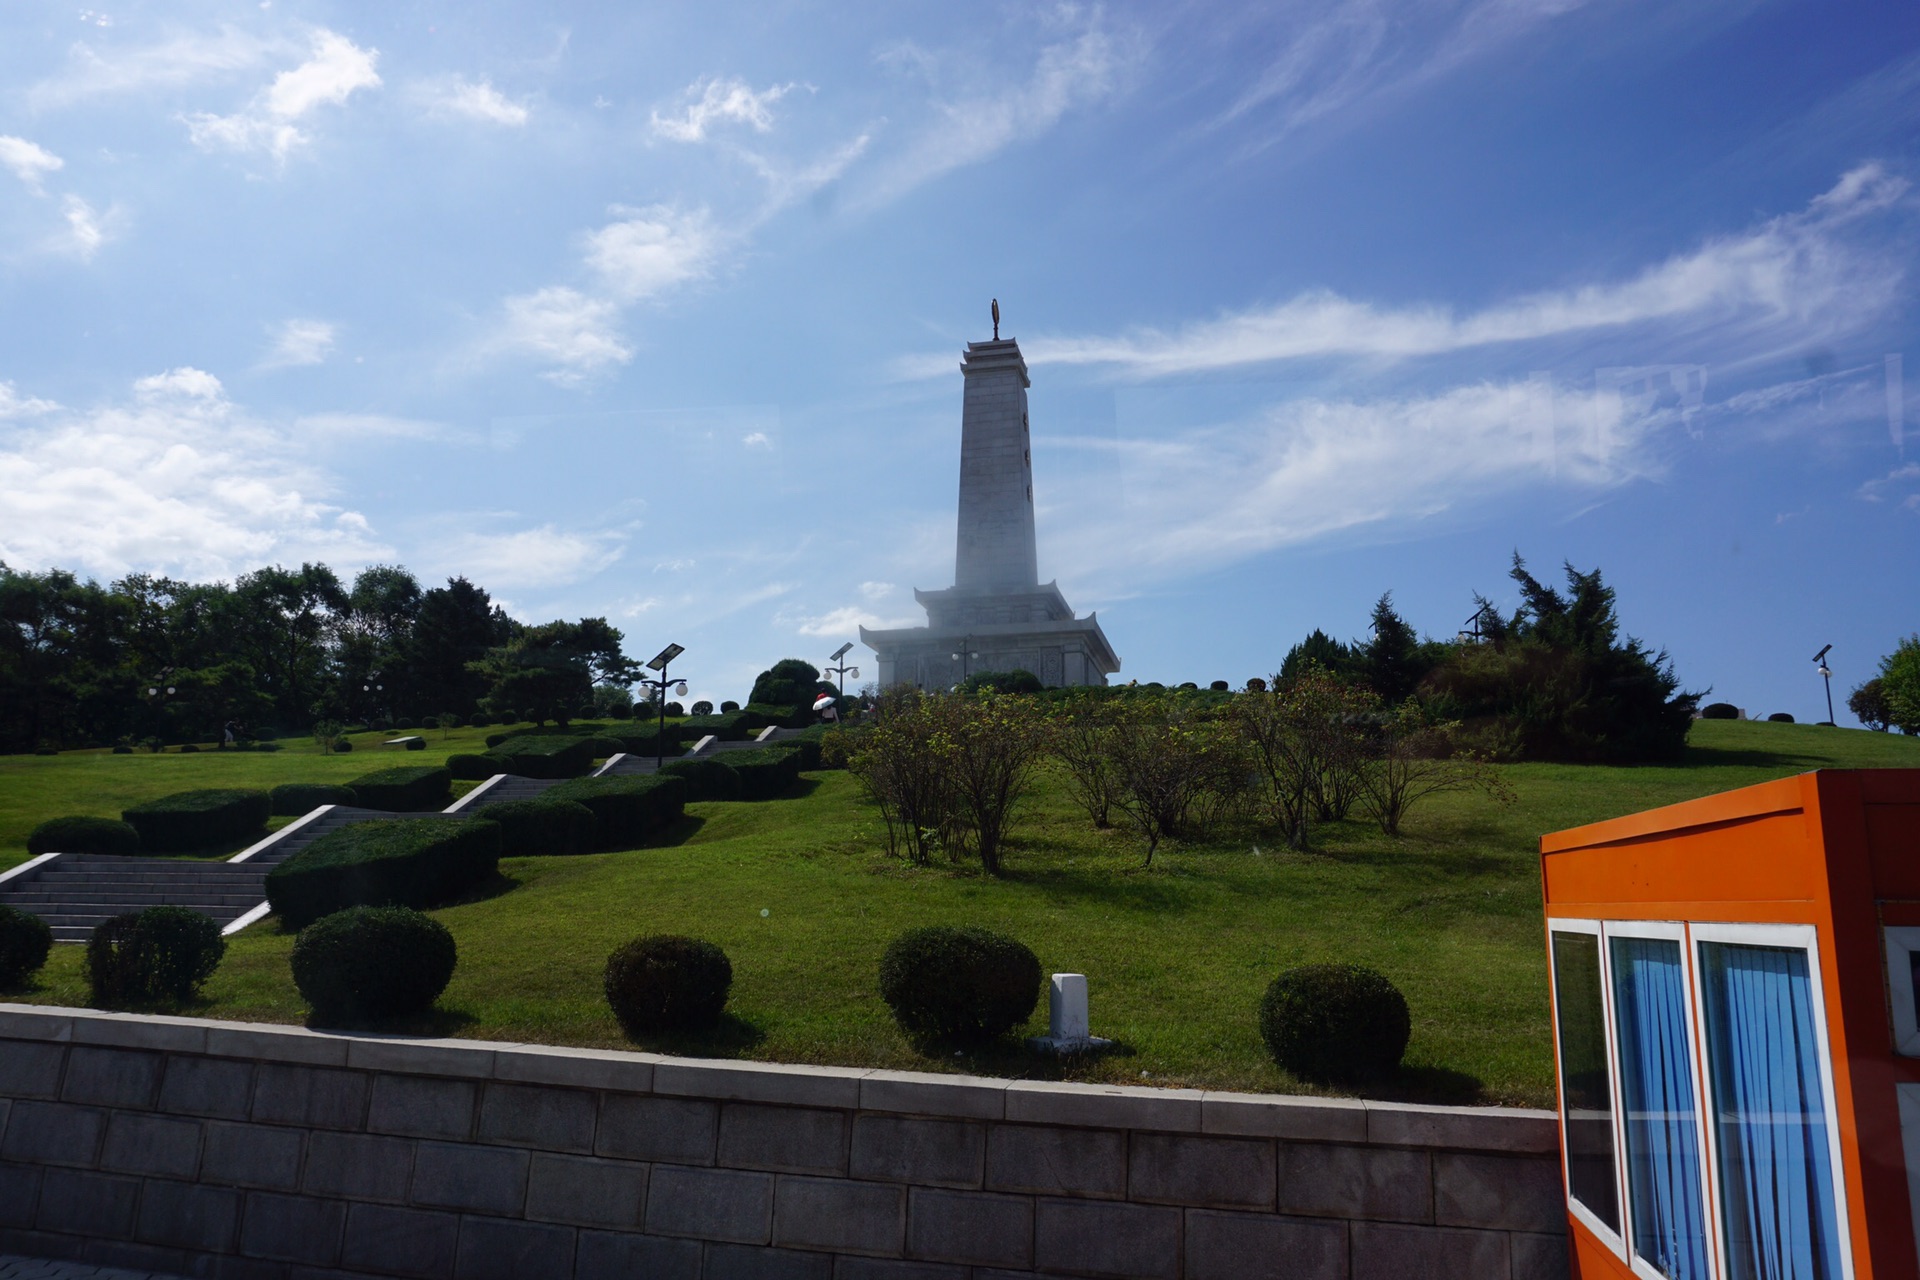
[861,306,1121,690]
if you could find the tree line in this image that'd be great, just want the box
[0,560,641,753]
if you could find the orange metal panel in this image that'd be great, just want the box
[1542,810,1819,912]
[1541,774,1806,857]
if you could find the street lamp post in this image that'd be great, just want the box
[640,644,688,769]
[1813,644,1835,726]
[823,642,860,718]
[950,635,979,688]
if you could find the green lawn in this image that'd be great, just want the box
[4,719,1917,1106]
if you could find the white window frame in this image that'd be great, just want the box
[1882,926,1920,1057]
[1605,918,1718,1280]
[1688,921,1855,1280]
[1548,917,1631,1260]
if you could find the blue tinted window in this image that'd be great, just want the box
[1612,936,1709,1280]
[1698,942,1843,1280]
[1552,931,1620,1232]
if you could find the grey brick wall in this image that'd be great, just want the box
[0,1005,1569,1280]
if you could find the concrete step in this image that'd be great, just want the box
[4,888,265,907]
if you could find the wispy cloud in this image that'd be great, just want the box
[424,524,627,588]
[261,318,336,368]
[1213,0,1602,154]
[1859,462,1920,512]
[184,29,380,162]
[28,26,278,109]
[0,383,60,418]
[900,165,1909,379]
[0,136,63,194]
[858,17,1138,208]
[0,368,390,581]
[419,75,529,126]
[651,77,799,142]
[54,195,117,261]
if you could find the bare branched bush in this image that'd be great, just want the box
[1051,698,1125,828]
[1104,694,1241,866]
[1230,667,1372,850]
[1356,702,1513,836]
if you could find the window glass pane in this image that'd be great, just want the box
[1612,936,1710,1280]
[1552,931,1620,1232]
[1699,942,1844,1280]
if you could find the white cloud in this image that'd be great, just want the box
[28,27,278,109]
[261,318,336,368]
[486,287,633,385]
[427,525,627,588]
[134,366,225,401]
[742,431,771,449]
[0,370,390,581]
[939,165,1909,379]
[779,603,920,637]
[0,383,60,418]
[421,75,529,126]
[185,29,380,162]
[858,581,894,600]
[583,206,718,301]
[0,137,63,194]
[651,77,797,142]
[294,413,456,444]
[485,208,716,384]
[859,20,1137,207]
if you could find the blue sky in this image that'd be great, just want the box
[1,0,1916,720]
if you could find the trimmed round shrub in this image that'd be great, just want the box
[291,906,457,1024]
[604,936,732,1035]
[446,753,500,781]
[85,906,226,1006]
[607,704,632,721]
[403,737,427,751]
[179,743,200,753]
[269,783,356,817]
[470,713,493,728]
[254,741,281,752]
[719,700,741,713]
[690,700,715,716]
[27,815,141,857]
[1258,964,1410,1084]
[1767,712,1795,723]
[333,738,354,753]
[112,744,134,754]
[1700,702,1740,720]
[1210,680,1231,691]
[486,799,598,857]
[878,926,1041,1044]
[0,905,54,988]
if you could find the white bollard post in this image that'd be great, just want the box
[1050,973,1090,1043]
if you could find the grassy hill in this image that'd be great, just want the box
[4,718,1916,1105]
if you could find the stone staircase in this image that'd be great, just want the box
[0,805,446,944]
[0,730,804,943]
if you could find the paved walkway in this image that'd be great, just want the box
[0,1257,185,1280]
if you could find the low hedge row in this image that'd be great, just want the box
[486,735,595,779]
[446,754,499,781]
[680,712,757,742]
[543,774,689,850]
[659,756,740,802]
[714,747,802,800]
[265,817,500,928]
[270,783,356,816]
[122,789,271,853]
[347,766,453,812]
[486,799,598,857]
[27,816,141,857]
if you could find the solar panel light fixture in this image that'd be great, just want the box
[641,643,687,767]
[1812,643,1836,725]
[824,642,861,711]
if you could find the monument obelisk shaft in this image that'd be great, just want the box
[954,337,1038,591]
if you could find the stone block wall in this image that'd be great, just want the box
[0,1005,1570,1280]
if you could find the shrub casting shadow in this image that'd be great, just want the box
[619,1012,766,1058]
[1681,744,1826,770]
[927,1035,1136,1082]
[305,1007,480,1037]
[635,813,706,849]
[1366,1063,1486,1106]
